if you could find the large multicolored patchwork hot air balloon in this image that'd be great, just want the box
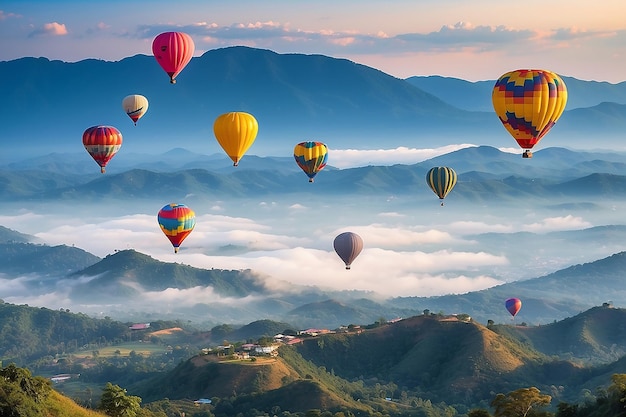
[492,69,568,158]
[426,167,457,206]
[333,232,363,270]
[157,203,196,253]
[213,112,259,166]
[505,297,522,317]
[82,125,123,173]
[122,94,149,125]
[294,141,328,183]
[152,31,195,84]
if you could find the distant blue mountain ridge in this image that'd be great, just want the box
[2,46,626,159]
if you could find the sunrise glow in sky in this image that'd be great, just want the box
[1,0,625,83]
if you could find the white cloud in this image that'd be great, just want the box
[522,215,593,233]
[328,145,477,168]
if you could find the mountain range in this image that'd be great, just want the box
[4,145,626,202]
[3,224,626,329]
[2,46,626,160]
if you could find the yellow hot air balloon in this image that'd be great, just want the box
[492,69,567,158]
[213,112,258,166]
[122,94,149,125]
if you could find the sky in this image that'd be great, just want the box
[1,0,625,83]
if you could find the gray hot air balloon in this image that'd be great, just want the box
[333,232,363,270]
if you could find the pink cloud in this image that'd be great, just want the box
[29,22,68,37]
[0,10,21,20]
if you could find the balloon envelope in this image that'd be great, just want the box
[294,141,328,182]
[122,94,149,125]
[333,232,363,270]
[82,125,123,173]
[152,32,195,84]
[505,298,522,317]
[426,166,457,205]
[213,112,259,166]
[157,203,196,253]
[492,69,567,154]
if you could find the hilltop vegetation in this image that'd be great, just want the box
[6,301,626,415]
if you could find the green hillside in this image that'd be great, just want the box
[493,305,626,364]
[0,242,101,277]
[70,249,266,295]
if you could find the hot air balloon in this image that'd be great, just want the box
[294,141,328,183]
[213,112,259,166]
[152,31,195,84]
[505,298,522,317]
[157,203,196,253]
[122,94,149,125]
[426,167,457,206]
[333,232,363,270]
[492,69,568,158]
[82,125,123,173]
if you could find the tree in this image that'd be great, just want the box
[0,364,51,417]
[555,402,578,417]
[490,387,551,417]
[469,409,492,417]
[98,382,142,417]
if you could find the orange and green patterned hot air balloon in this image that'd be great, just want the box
[82,125,123,173]
[213,112,259,166]
[426,166,457,206]
[492,69,567,158]
[294,141,328,183]
[157,203,196,253]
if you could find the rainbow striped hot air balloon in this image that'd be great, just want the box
[492,69,568,158]
[294,141,328,183]
[157,203,196,253]
[82,125,123,173]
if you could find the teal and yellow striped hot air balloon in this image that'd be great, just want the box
[426,167,457,206]
[294,141,328,183]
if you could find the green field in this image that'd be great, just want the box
[73,341,169,359]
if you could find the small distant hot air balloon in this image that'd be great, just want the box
[157,203,196,253]
[505,298,522,317]
[426,167,457,206]
[122,94,149,125]
[492,69,568,158]
[213,112,259,166]
[82,125,123,173]
[152,31,195,84]
[294,141,328,183]
[333,232,363,270]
